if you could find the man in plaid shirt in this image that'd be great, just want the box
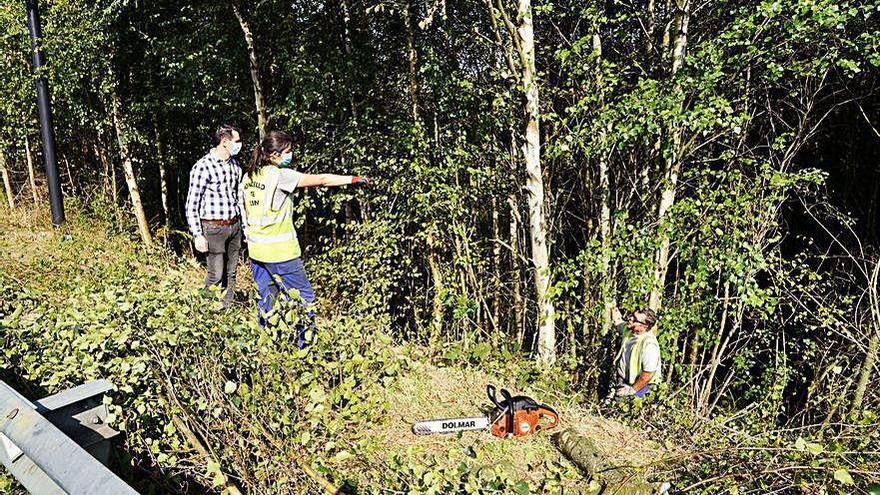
[186,124,244,308]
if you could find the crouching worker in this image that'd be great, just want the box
[611,305,661,399]
[239,130,371,348]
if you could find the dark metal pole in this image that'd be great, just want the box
[25,0,64,226]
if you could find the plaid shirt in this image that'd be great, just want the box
[185,150,243,237]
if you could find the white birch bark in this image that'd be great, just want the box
[154,124,170,227]
[594,32,615,333]
[509,136,523,342]
[403,0,421,123]
[232,3,268,140]
[851,259,880,415]
[112,92,153,247]
[25,136,39,204]
[0,146,14,209]
[517,0,555,364]
[649,0,689,312]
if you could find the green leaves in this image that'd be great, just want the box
[832,468,854,485]
[794,436,824,455]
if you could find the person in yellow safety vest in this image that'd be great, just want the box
[238,130,371,348]
[612,306,662,398]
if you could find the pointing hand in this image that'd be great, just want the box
[351,176,372,187]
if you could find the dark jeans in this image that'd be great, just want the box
[250,257,316,348]
[202,220,242,307]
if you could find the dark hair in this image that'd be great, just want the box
[248,130,294,176]
[636,308,658,328]
[211,124,240,146]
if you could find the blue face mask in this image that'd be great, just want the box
[278,152,293,168]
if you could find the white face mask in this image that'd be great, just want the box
[227,141,242,156]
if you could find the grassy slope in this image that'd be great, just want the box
[0,209,670,494]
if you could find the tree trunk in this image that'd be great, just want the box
[0,146,14,209]
[509,134,524,345]
[552,429,602,476]
[339,0,361,236]
[492,197,502,340]
[699,279,730,413]
[646,0,656,60]
[509,193,523,343]
[153,121,171,227]
[403,0,420,124]
[112,92,153,247]
[232,3,268,139]
[649,0,689,312]
[24,136,39,204]
[552,429,659,494]
[110,134,118,204]
[517,0,555,365]
[851,259,880,415]
[593,32,615,335]
[95,131,116,203]
[427,234,444,337]
[63,155,76,195]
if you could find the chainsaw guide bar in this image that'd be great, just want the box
[412,416,491,435]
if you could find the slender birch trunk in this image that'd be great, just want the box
[509,135,524,342]
[108,128,118,205]
[232,3,268,139]
[851,259,880,415]
[154,121,170,227]
[492,197,502,337]
[111,92,153,247]
[340,0,359,125]
[649,0,689,312]
[0,146,14,209]
[593,32,615,334]
[646,0,656,59]
[63,155,75,195]
[25,136,39,204]
[339,0,360,233]
[699,279,730,412]
[427,233,444,336]
[516,0,555,364]
[95,131,115,202]
[403,0,421,124]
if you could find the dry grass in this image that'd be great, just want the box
[0,207,259,298]
[362,358,669,490]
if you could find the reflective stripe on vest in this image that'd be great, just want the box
[247,231,296,243]
[617,330,662,386]
[242,166,302,263]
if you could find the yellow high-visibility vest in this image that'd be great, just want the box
[241,166,301,263]
[616,330,662,386]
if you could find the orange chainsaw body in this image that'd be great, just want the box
[487,385,559,438]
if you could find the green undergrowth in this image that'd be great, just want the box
[0,210,409,493]
[0,209,622,494]
[2,209,875,494]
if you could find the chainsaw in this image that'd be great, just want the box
[412,385,559,438]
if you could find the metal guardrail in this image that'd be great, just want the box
[0,379,139,494]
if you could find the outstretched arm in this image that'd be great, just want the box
[297,173,370,188]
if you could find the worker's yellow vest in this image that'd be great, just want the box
[616,330,663,386]
[241,166,301,263]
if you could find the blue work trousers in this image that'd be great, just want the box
[250,257,316,348]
